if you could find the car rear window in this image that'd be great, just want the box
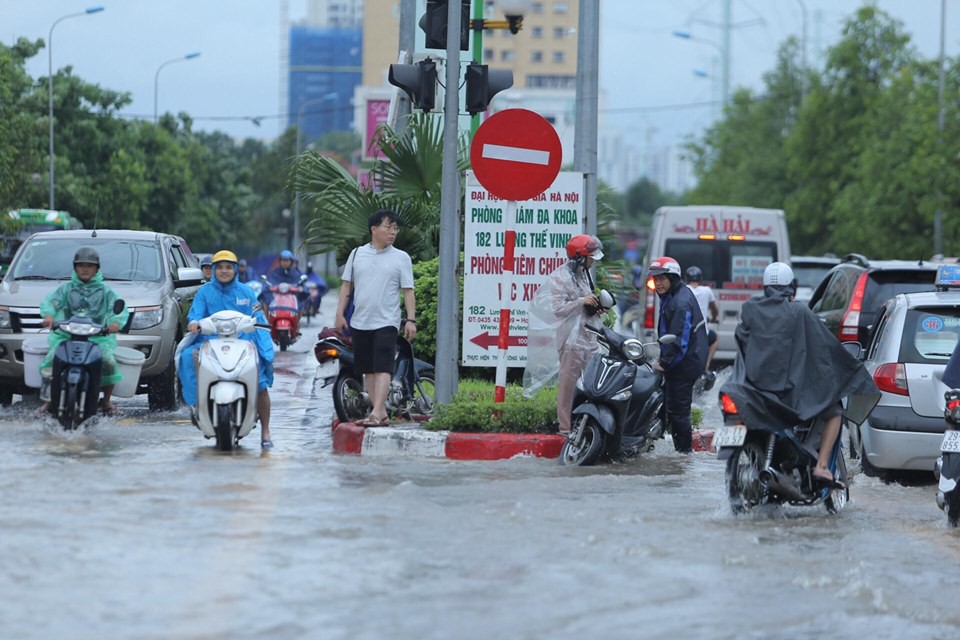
[12,238,164,282]
[864,270,936,313]
[663,239,777,289]
[793,264,834,289]
[898,307,960,364]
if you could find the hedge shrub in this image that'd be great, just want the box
[426,379,702,433]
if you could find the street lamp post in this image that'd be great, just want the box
[48,5,104,211]
[935,0,946,257]
[672,29,728,105]
[795,0,808,98]
[294,93,338,267]
[154,52,201,123]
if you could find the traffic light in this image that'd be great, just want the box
[464,63,514,115]
[420,0,470,51]
[388,58,438,112]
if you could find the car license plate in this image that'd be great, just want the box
[714,426,747,448]
[941,430,960,453]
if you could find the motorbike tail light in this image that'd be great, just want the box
[314,346,339,363]
[948,400,960,412]
[839,272,868,341]
[874,362,908,396]
[720,393,738,414]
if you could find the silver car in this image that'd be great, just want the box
[856,275,960,477]
[0,230,203,409]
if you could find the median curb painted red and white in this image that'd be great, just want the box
[331,421,717,460]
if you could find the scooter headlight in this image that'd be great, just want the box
[62,321,100,336]
[622,338,645,360]
[213,317,241,335]
[611,387,633,401]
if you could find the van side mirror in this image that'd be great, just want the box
[113,299,125,314]
[174,267,204,287]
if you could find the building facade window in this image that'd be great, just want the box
[554,2,568,14]
[484,48,494,62]
[526,74,577,89]
[553,26,565,39]
[501,50,515,62]
[553,51,565,63]
[531,50,543,62]
[531,2,544,14]
[531,26,543,38]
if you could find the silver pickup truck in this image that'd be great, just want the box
[0,229,204,409]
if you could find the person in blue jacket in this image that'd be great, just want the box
[648,256,708,453]
[264,249,306,310]
[178,250,275,448]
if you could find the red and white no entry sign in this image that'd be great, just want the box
[470,108,563,202]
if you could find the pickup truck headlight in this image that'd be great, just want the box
[130,306,163,330]
[0,307,10,329]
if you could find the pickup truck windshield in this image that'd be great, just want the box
[12,238,164,282]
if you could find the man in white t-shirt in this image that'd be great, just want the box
[335,209,417,426]
[685,266,719,385]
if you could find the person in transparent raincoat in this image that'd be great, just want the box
[523,235,606,435]
[39,247,130,414]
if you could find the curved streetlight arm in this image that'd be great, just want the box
[154,53,201,123]
[48,6,105,211]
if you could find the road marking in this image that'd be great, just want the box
[481,144,550,166]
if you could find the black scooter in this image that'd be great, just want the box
[313,321,435,423]
[935,389,960,526]
[44,299,125,430]
[561,328,676,466]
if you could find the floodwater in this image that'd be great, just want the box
[2,313,960,639]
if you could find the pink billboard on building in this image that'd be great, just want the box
[364,98,391,161]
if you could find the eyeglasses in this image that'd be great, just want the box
[378,224,400,232]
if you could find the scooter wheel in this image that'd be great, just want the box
[559,416,605,466]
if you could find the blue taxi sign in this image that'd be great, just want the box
[935,264,960,289]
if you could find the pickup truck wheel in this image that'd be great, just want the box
[148,356,179,411]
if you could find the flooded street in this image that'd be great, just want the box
[3,331,960,639]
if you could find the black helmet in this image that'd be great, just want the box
[684,266,703,283]
[73,247,100,266]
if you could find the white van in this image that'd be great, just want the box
[636,206,791,363]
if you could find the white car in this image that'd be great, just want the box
[855,265,960,477]
[790,255,839,304]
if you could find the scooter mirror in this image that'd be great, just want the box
[113,299,125,314]
[260,274,268,281]
[659,334,677,345]
[841,341,863,359]
[300,274,308,283]
[598,289,615,309]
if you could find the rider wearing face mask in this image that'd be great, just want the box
[523,234,606,436]
[721,262,879,485]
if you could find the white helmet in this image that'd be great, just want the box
[763,262,795,286]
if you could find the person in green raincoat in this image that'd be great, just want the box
[39,247,130,414]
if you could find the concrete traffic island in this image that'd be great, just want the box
[331,420,717,459]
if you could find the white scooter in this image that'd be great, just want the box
[175,310,261,451]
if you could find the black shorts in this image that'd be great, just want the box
[352,326,398,374]
[707,328,717,346]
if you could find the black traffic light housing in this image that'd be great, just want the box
[388,58,438,112]
[465,63,514,115]
[420,0,470,51]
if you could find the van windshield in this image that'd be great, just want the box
[12,238,164,282]
[664,240,777,289]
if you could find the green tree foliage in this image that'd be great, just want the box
[292,114,469,265]
[0,38,44,209]
[686,6,958,258]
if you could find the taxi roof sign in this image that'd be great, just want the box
[935,264,960,289]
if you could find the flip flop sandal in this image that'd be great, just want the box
[261,439,274,449]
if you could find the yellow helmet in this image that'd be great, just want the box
[211,250,238,265]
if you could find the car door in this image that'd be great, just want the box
[167,237,200,328]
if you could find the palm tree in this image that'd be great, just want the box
[290,114,469,265]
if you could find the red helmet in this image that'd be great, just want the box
[648,256,681,277]
[566,234,604,260]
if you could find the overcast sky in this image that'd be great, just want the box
[4,1,958,150]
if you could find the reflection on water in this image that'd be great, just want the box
[2,339,960,639]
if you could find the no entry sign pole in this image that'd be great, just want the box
[469,109,562,405]
[494,202,517,403]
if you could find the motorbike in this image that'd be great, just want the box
[715,393,850,514]
[560,327,676,466]
[43,299,126,430]
[303,281,322,326]
[313,322,435,423]
[935,389,960,526]
[261,274,307,351]
[175,310,262,451]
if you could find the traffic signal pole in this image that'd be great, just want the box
[574,0,599,235]
[435,0,464,404]
[470,0,483,136]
